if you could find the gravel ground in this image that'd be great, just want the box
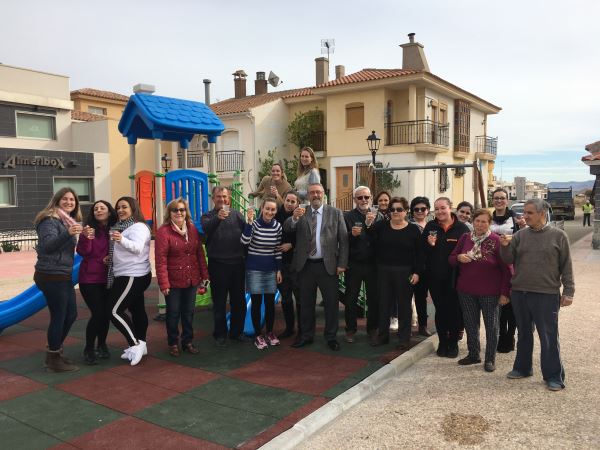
[300,233,600,449]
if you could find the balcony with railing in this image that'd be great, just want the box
[177,150,204,168]
[475,136,498,160]
[216,150,244,172]
[385,120,449,151]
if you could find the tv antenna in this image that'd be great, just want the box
[321,39,335,60]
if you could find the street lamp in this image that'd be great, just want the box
[161,153,172,173]
[366,130,381,166]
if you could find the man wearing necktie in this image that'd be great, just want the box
[284,183,349,350]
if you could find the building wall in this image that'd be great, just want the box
[72,97,126,120]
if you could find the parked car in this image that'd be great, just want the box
[510,202,563,229]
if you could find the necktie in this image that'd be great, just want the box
[309,209,318,257]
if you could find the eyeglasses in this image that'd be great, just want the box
[493,197,507,201]
[171,208,186,213]
[412,207,427,213]
[389,207,405,213]
[355,196,371,201]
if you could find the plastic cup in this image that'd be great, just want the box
[429,230,438,237]
[223,205,230,213]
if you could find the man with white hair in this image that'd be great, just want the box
[343,186,381,344]
[499,198,574,391]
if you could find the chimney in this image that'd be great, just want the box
[255,71,268,95]
[233,70,248,99]
[399,33,430,71]
[335,65,345,80]
[203,79,211,105]
[315,57,329,86]
[133,83,155,94]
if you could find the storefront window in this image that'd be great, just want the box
[0,177,17,207]
[16,113,56,140]
[53,178,94,203]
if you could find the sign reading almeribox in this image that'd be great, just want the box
[2,154,66,169]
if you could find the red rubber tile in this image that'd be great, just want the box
[108,356,219,392]
[0,368,46,401]
[0,341,40,362]
[283,396,329,423]
[56,371,178,414]
[48,443,79,450]
[258,347,367,373]
[67,416,227,450]
[0,329,79,350]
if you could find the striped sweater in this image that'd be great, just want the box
[240,217,283,272]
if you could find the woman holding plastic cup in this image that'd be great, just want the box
[107,197,152,366]
[33,187,83,373]
[422,197,470,358]
[489,188,522,353]
[250,163,292,205]
[77,200,118,365]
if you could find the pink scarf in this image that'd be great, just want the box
[56,208,77,229]
[171,220,188,242]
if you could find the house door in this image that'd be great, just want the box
[335,166,354,210]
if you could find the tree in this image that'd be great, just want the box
[287,109,323,149]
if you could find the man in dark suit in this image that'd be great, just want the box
[284,183,349,350]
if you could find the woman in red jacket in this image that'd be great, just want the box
[155,198,209,356]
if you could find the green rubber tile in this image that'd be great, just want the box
[186,377,312,419]
[61,318,91,340]
[0,388,122,441]
[0,349,123,386]
[321,377,361,398]
[0,324,34,336]
[153,336,272,373]
[305,337,395,360]
[136,394,278,448]
[0,413,62,449]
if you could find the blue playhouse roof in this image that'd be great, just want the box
[118,93,225,147]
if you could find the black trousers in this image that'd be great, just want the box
[344,260,378,334]
[299,260,339,342]
[498,303,517,340]
[377,265,413,342]
[413,275,429,327]
[583,213,591,226]
[277,263,301,334]
[208,260,246,339]
[428,277,462,343]
[79,283,111,350]
[109,273,151,347]
[251,294,275,335]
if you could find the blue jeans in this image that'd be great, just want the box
[35,279,77,351]
[511,290,565,386]
[165,285,198,346]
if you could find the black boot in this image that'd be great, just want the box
[84,348,98,365]
[96,343,110,359]
[436,339,448,357]
[497,334,509,353]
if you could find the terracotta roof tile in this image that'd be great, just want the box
[71,88,129,102]
[315,68,421,88]
[71,110,107,122]
[210,88,311,115]
[582,153,600,162]
[585,141,600,153]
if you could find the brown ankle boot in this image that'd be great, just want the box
[45,350,79,373]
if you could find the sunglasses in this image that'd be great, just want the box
[171,208,186,213]
[493,197,507,201]
[355,195,371,201]
[412,207,427,213]
[389,207,405,213]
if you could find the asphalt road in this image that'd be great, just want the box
[561,209,593,245]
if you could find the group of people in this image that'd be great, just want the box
[34,149,575,391]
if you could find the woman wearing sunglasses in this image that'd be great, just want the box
[366,197,423,350]
[155,198,209,357]
[409,196,432,336]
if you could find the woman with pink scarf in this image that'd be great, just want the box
[33,187,83,373]
[155,198,209,356]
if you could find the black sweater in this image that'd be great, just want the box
[422,214,469,280]
[344,208,383,262]
[275,206,296,265]
[200,208,245,264]
[367,221,424,274]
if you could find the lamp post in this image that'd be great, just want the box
[161,153,172,173]
[366,130,381,194]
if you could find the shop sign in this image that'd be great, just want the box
[2,154,66,170]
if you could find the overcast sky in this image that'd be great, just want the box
[2,0,599,182]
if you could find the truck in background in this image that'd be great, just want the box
[546,187,575,220]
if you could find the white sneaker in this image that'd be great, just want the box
[139,340,148,355]
[389,317,399,331]
[120,347,132,360]
[129,343,145,366]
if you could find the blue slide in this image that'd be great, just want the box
[0,254,82,334]
[227,291,281,336]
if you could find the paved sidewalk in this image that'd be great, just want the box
[300,233,600,449]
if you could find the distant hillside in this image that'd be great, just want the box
[547,180,595,192]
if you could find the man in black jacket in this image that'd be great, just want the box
[343,186,381,344]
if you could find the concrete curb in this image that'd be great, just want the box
[259,336,438,450]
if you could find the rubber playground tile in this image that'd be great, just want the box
[0,413,62,449]
[56,371,179,414]
[0,368,46,401]
[186,377,313,420]
[19,309,52,329]
[0,348,122,386]
[0,388,122,441]
[108,356,219,393]
[67,416,227,450]
[237,418,295,450]
[0,328,80,350]
[136,394,279,448]
[153,336,272,374]
[0,323,34,336]
[0,340,40,362]
[258,347,368,373]
[305,336,402,360]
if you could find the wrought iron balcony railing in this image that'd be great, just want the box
[475,136,498,155]
[177,150,204,168]
[216,150,244,173]
[385,120,449,147]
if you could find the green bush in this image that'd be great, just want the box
[1,241,21,252]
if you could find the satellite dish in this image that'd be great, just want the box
[268,71,281,87]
